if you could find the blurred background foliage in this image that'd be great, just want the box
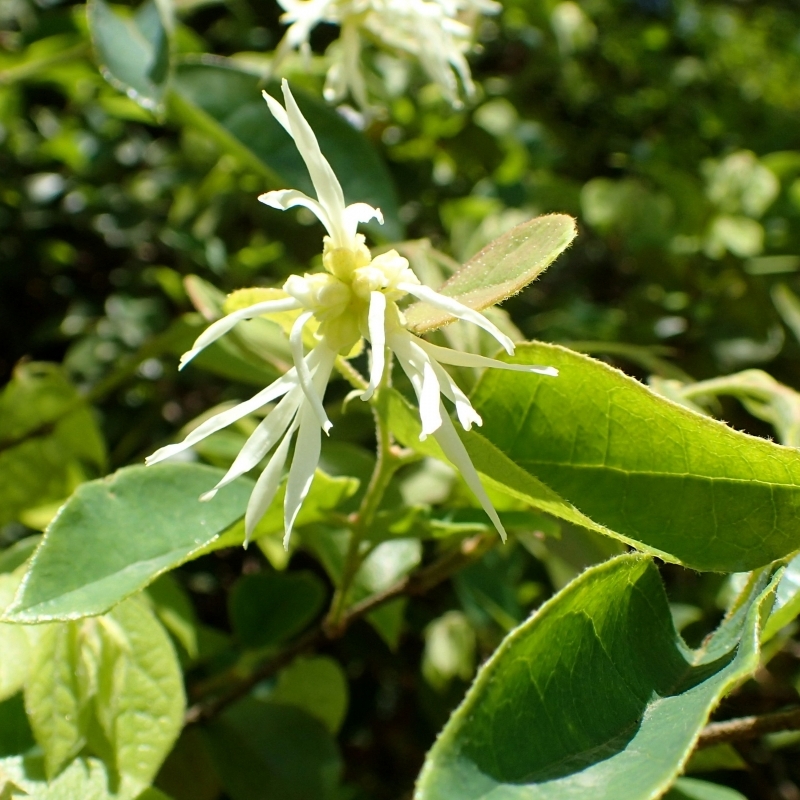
[3,0,800,798]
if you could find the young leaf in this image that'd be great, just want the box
[25,622,90,778]
[468,343,800,571]
[404,215,577,334]
[169,61,402,241]
[0,573,29,702]
[764,553,800,640]
[204,699,342,800]
[88,0,171,115]
[95,596,185,786]
[415,555,778,800]
[4,464,253,623]
[228,571,327,649]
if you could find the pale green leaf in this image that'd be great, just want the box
[4,464,252,623]
[88,0,170,115]
[146,574,199,660]
[270,656,349,734]
[24,623,90,778]
[95,596,185,786]
[0,574,29,703]
[415,555,778,800]
[404,215,576,335]
[764,553,800,640]
[0,363,106,528]
[665,777,747,800]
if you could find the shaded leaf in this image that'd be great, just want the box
[205,699,342,800]
[169,60,401,240]
[665,777,747,800]
[228,571,326,649]
[415,555,777,799]
[0,574,29,703]
[270,656,349,734]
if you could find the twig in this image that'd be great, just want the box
[697,706,800,749]
[184,532,493,726]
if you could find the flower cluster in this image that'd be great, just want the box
[273,0,500,108]
[146,80,555,546]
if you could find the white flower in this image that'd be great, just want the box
[147,80,555,546]
[273,0,501,109]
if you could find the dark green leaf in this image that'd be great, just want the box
[228,571,326,649]
[205,699,342,800]
[415,555,777,799]
[4,464,252,622]
[169,60,402,241]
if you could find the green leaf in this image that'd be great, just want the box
[0,754,156,799]
[684,745,746,774]
[88,0,171,115]
[416,555,778,800]
[94,596,185,786]
[0,363,106,528]
[24,598,184,788]
[4,464,252,623]
[169,60,402,241]
[25,622,90,778]
[228,571,326,649]
[270,656,349,734]
[664,778,747,800]
[764,553,800,640]
[469,343,800,571]
[0,695,35,759]
[0,537,41,575]
[205,699,342,800]
[146,574,199,660]
[0,574,29,703]
[404,215,576,334]
[153,728,222,800]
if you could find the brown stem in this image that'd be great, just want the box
[184,532,493,726]
[697,706,800,749]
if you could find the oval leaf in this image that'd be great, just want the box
[88,0,171,115]
[169,60,402,241]
[4,464,253,623]
[404,215,576,334]
[416,555,777,800]
[470,343,800,571]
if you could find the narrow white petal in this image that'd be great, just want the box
[283,402,321,547]
[258,189,334,234]
[428,358,482,431]
[290,312,333,433]
[200,386,304,499]
[419,360,443,437]
[244,423,296,545]
[362,291,387,401]
[180,297,301,370]
[344,202,384,234]
[398,283,516,355]
[279,81,349,247]
[415,339,558,376]
[433,408,507,542]
[261,89,292,134]
[145,370,298,465]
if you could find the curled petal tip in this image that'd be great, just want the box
[323,421,333,435]
[199,490,217,502]
[545,367,559,377]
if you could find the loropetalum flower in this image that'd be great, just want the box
[273,0,500,109]
[146,80,556,546]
